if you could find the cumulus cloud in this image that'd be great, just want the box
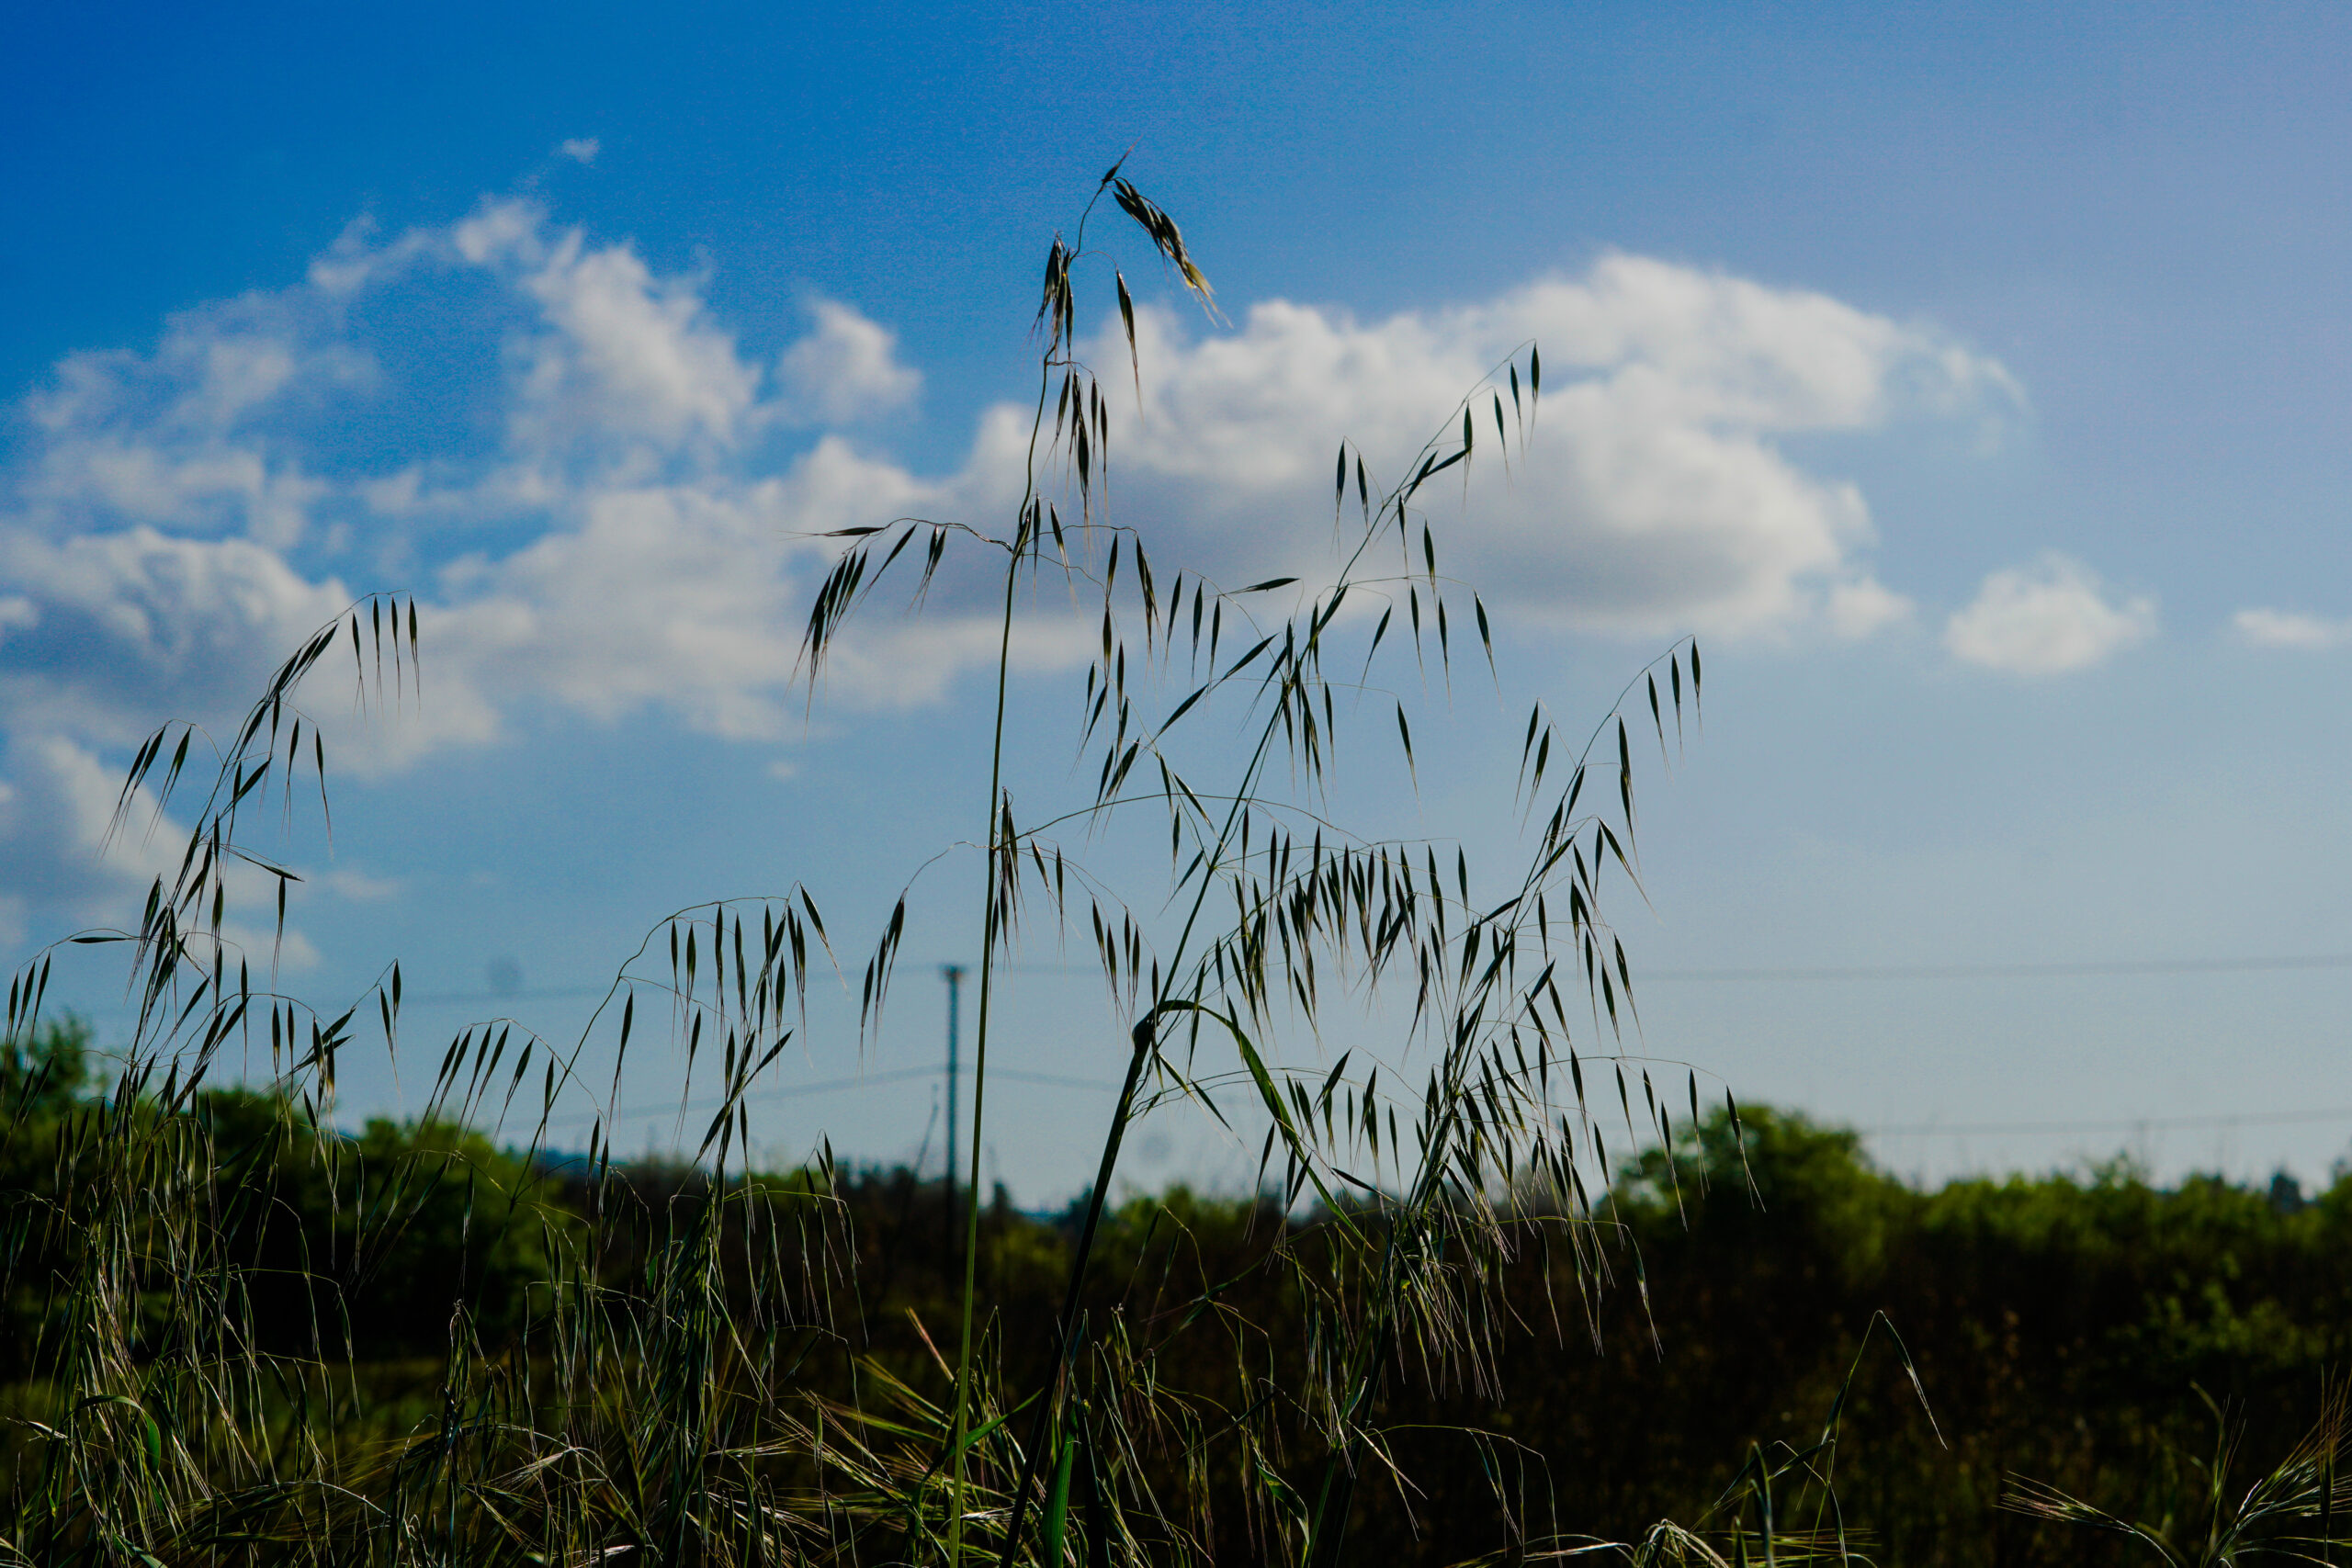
[22,291,366,550]
[2233,608,2352,650]
[777,299,922,423]
[464,215,766,452]
[0,734,145,944]
[1095,255,2007,637]
[0,202,1060,782]
[558,137,600,165]
[0,731,312,967]
[0,525,351,745]
[1944,553,2155,675]
[0,201,2018,943]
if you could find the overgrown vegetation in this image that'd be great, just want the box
[8,1023,2352,1564]
[5,169,2345,1567]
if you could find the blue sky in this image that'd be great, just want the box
[8,2,2352,1197]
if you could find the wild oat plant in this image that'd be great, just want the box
[0,168,1877,1567]
[2005,1382,2352,1567]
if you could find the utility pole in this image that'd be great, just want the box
[942,964,966,1265]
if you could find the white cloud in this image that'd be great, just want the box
[20,290,367,550]
[2232,607,2352,650]
[777,299,922,423]
[41,444,329,548]
[0,733,239,949]
[0,735,142,943]
[558,137,601,165]
[0,202,2020,944]
[1095,256,2008,637]
[1944,553,2155,675]
[1826,577,1916,638]
[324,867,401,900]
[0,525,351,744]
[511,223,765,450]
[0,730,331,964]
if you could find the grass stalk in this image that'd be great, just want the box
[947,499,1030,1568]
[998,1013,1158,1562]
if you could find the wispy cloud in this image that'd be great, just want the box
[2232,607,2352,650]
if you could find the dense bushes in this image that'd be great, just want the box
[1396,1107,2352,1563]
[0,1019,560,1377]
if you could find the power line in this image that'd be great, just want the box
[1648,953,2352,984]
[401,951,2352,1010]
[1864,1105,2352,1138]
[502,1053,2352,1151]
[538,1064,1119,1131]
[403,985,610,1009]
[397,956,2352,1145]
[402,963,1099,1010]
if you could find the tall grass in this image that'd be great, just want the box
[0,170,1910,1565]
[797,159,1712,1563]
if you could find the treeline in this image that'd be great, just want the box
[5,1015,2346,1564]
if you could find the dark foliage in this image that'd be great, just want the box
[9,1018,2343,1565]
